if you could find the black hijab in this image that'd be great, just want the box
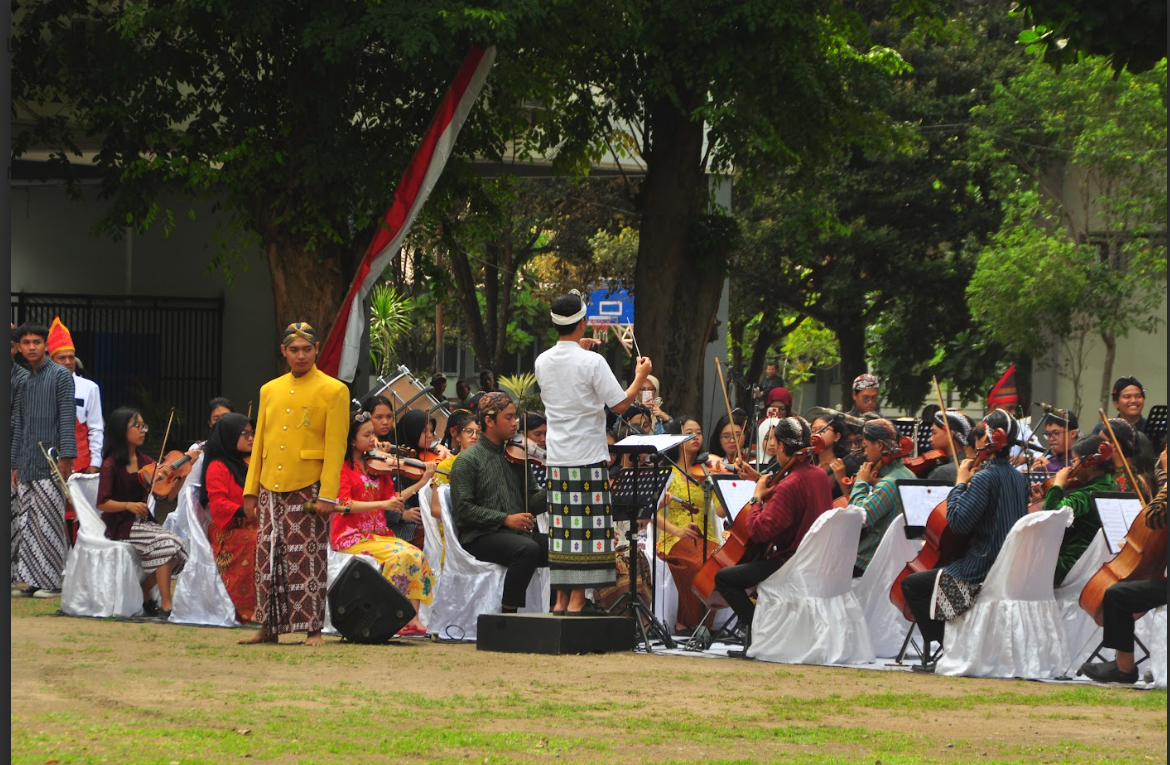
[198,413,253,507]
[393,409,433,451]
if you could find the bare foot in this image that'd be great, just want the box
[238,629,277,645]
[304,631,325,647]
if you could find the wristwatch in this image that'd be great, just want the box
[748,496,762,506]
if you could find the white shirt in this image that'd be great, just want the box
[73,374,104,464]
[535,341,627,466]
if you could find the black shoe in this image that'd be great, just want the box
[673,625,695,637]
[727,626,752,658]
[1080,660,1139,685]
[911,661,937,674]
[158,608,172,621]
[142,600,160,617]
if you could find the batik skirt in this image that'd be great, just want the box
[255,485,329,635]
[209,516,259,623]
[15,479,67,591]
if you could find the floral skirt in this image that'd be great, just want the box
[339,536,434,605]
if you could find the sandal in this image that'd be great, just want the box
[552,609,567,616]
[396,624,427,637]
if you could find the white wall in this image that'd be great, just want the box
[10,184,278,407]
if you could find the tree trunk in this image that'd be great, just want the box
[1100,330,1117,413]
[633,90,721,418]
[834,321,867,410]
[265,240,347,374]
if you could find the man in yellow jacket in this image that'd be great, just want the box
[240,322,349,646]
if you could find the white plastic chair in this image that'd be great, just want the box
[749,506,876,665]
[851,513,918,658]
[60,473,144,618]
[428,485,547,641]
[1054,530,1112,669]
[1149,606,1166,689]
[936,508,1072,679]
[168,478,239,627]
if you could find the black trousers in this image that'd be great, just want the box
[713,558,784,628]
[901,568,945,646]
[464,531,548,609]
[1102,578,1168,653]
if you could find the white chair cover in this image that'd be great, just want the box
[851,514,918,658]
[162,451,205,546]
[640,525,679,632]
[61,473,144,618]
[936,508,1072,679]
[418,482,445,579]
[168,478,239,627]
[1149,606,1167,689]
[1054,530,1112,669]
[322,548,381,636]
[749,506,876,665]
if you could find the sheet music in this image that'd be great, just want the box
[613,434,693,452]
[1096,496,1144,555]
[712,476,758,523]
[897,483,954,527]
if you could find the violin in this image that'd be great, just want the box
[1026,442,1113,514]
[889,428,1006,622]
[904,449,950,479]
[138,450,199,500]
[505,438,547,468]
[363,449,447,482]
[390,444,445,463]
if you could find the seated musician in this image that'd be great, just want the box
[96,407,190,619]
[1080,449,1167,684]
[848,418,915,578]
[448,392,548,614]
[362,394,396,450]
[763,386,792,420]
[198,412,259,623]
[927,410,976,484]
[814,412,860,500]
[430,409,479,519]
[1102,418,1157,499]
[718,416,832,657]
[898,410,1029,671]
[1044,435,1117,586]
[381,406,449,547]
[1092,376,1147,437]
[1032,410,1079,477]
[707,410,749,472]
[655,415,728,633]
[519,412,549,490]
[754,417,780,473]
[333,410,435,636]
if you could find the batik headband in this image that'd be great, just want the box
[282,322,318,346]
[774,416,810,449]
[934,410,972,446]
[478,391,514,419]
[852,373,879,392]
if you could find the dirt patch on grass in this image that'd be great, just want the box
[11,599,1167,764]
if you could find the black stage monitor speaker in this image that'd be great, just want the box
[327,558,416,643]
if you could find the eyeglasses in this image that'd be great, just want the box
[461,427,480,435]
[130,422,149,433]
[241,430,256,439]
[1043,431,1067,440]
[719,433,740,443]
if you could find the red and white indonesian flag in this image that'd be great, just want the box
[318,45,496,381]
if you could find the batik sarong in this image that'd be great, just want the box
[547,462,616,588]
[255,484,329,635]
[210,516,259,623]
[126,520,188,575]
[15,479,66,591]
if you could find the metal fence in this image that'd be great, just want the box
[11,293,224,449]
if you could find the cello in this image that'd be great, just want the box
[1078,441,1166,626]
[888,427,1006,622]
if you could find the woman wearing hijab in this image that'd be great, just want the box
[388,409,441,548]
[199,413,258,623]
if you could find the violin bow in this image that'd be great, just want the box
[932,376,960,464]
[714,358,741,465]
[246,400,253,419]
[1098,409,1150,505]
[152,407,176,493]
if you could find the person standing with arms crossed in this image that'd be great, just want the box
[535,292,653,615]
[240,323,349,646]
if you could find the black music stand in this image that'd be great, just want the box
[1145,405,1167,453]
[609,435,692,652]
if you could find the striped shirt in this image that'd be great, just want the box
[449,436,547,546]
[943,456,1028,583]
[850,461,915,574]
[11,358,76,481]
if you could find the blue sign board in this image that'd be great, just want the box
[585,285,634,325]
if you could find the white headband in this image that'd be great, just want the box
[551,304,587,326]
